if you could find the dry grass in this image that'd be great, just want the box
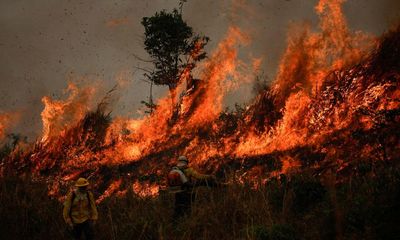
[1,163,399,240]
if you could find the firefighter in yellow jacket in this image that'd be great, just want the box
[168,155,214,219]
[63,177,98,240]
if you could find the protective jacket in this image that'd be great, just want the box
[63,190,98,224]
[182,167,210,182]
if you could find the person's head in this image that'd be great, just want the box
[177,155,189,168]
[75,177,89,192]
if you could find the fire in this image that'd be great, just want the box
[40,83,95,142]
[0,113,16,141]
[123,145,142,160]
[234,0,375,158]
[1,0,399,201]
[96,180,123,204]
[132,181,159,198]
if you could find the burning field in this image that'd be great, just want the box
[1,0,400,239]
[1,0,399,203]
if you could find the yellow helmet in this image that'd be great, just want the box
[177,155,189,167]
[75,177,89,187]
[178,155,188,163]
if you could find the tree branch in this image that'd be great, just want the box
[131,52,155,63]
[134,66,154,74]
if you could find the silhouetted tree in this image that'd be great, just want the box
[141,8,209,113]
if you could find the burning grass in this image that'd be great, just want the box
[1,160,399,240]
[0,0,399,238]
[1,19,400,204]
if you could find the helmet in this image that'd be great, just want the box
[178,155,188,163]
[178,155,189,163]
[75,178,89,187]
[177,155,188,167]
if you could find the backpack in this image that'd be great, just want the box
[168,167,188,187]
[69,191,92,218]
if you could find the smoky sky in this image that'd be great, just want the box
[0,0,399,140]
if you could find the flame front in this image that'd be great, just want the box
[2,0,399,201]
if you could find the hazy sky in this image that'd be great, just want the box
[0,0,399,139]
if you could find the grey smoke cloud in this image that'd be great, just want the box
[0,0,399,140]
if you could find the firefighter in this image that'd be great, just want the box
[168,155,215,219]
[63,177,98,240]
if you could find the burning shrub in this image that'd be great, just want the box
[0,134,24,161]
[1,165,400,240]
[0,5,399,240]
[79,109,112,150]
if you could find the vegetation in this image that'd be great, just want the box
[0,6,398,240]
[1,160,399,240]
[141,7,209,112]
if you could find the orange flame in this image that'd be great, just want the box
[41,83,95,142]
[4,0,399,200]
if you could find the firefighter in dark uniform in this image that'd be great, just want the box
[168,156,214,219]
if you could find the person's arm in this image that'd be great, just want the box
[63,192,73,226]
[186,168,211,180]
[88,192,98,221]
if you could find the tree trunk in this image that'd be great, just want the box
[149,81,154,114]
[168,84,178,124]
